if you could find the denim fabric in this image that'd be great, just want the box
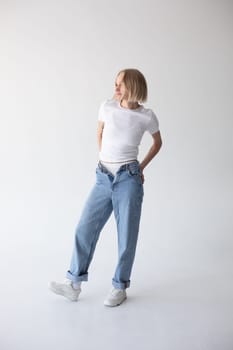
[66,160,144,289]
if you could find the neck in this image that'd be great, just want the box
[120,99,140,110]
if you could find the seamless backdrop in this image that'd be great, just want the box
[0,1,233,349]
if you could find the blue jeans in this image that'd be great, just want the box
[66,160,144,289]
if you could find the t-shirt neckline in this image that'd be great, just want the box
[117,100,143,111]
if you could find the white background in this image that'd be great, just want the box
[0,0,232,349]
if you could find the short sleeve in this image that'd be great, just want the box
[146,110,159,134]
[98,100,107,121]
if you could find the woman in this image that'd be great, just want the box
[49,68,162,306]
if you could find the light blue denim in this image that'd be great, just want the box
[66,160,144,289]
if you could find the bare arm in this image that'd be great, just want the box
[139,131,162,182]
[97,121,104,151]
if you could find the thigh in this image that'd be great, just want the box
[78,172,113,226]
[112,170,144,221]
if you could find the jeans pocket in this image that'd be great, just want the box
[127,167,143,185]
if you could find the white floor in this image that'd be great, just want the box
[1,262,232,350]
[1,198,232,350]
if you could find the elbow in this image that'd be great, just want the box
[158,136,163,149]
[154,140,162,151]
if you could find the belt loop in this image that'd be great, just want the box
[98,161,103,171]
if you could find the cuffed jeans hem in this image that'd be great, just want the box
[112,278,130,290]
[66,270,88,282]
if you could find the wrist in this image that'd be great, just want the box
[139,163,145,172]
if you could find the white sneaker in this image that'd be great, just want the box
[48,278,81,301]
[104,287,127,307]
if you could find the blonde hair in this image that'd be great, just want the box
[113,68,148,103]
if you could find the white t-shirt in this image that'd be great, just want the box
[98,98,160,162]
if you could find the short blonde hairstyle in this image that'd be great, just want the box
[114,68,148,103]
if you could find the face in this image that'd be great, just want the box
[114,72,129,101]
